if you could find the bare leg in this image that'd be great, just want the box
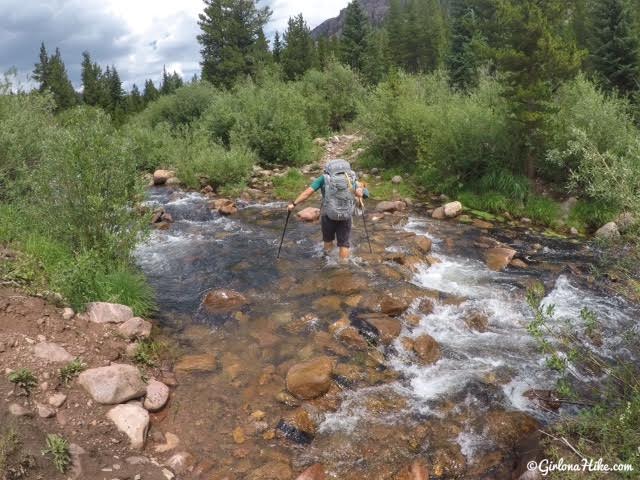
[324,241,334,252]
[339,247,350,260]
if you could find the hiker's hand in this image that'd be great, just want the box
[287,203,296,212]
[355,187,364,198]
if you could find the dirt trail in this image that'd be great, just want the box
[318,133,363,167]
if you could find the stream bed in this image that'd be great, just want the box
[134,186,638,479]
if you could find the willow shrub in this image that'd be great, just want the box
[139,82,218,129]
[298,61,366,135]
[174,130,257,190]
[545,75,640,216]
[358,71,515,193]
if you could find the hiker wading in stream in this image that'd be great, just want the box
[288,159,369,260]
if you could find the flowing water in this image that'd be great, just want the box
[135,187,638,479]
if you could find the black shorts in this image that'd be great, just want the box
[321,215,352,248]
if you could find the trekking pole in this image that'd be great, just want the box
[276,209,292,259]
[359,198,373,254]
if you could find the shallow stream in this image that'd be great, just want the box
[134,187,637,479]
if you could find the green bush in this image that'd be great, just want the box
[138,82,218,129]
[32,106,147,261]
[174,132,257,190]
[230,79,314,166]
[196,90,238,148]
[299,61,366,134]
[544,74,637,182]
[359,71,515,192]
[122,121,181,172]
[0,93,54,200]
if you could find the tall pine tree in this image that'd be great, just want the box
[447,0,486,89]
[282,14,316,80]
[590,0,639,96]
[493,0,584,178]
[143,79,160,104]
[81,51,103,106]
[273,31,283,63]
[341,0,370,71]
[197,0,272,88]
[33,46,77,111]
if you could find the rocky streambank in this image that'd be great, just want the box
[0,292,179,479]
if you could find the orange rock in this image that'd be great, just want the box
[485,247,517,271]
[286,357,334,400]
[296,463,326,480]
[413,334,441,364]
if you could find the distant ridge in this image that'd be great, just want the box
[310,0,392,39]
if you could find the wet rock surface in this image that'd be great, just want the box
[130,185,639,479]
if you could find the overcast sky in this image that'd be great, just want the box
[0,0,348,91]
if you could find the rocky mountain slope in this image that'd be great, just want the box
[311,0,392,39]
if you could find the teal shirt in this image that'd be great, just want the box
[310,176,369,198]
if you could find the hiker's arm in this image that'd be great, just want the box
[288,187,314,211]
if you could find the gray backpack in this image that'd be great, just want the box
[322,159,357,221]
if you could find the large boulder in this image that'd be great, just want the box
[286,357,334,400]
[413,334,441,365]
[202,289,247,314]
[380,295,410,316]
[78,364,146,404]
[484,410,539,448]
[153,169,176,185]
[33,342,74,363]
[413,236,432,255]
[118,317,152,339]
[365,315,402,345]
[86,302,134,324]
[485,248,517,271]
[431,207,446,220]
[297,207,321,222]
[443,201,463,218]
[107,403,150,449]
[595,222,620,240]
[376,201,406,213]
[219,202,238,216]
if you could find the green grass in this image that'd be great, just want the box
[133,339,171,368]
[42,434,70,474]
[59,358,87,385]
[457,191,561,226]
[272,169,310,200]
[363,168,416,201]
[8,369,37,396]
[0,427,19,474]
[0,226,156,316]
[567,199,620,232]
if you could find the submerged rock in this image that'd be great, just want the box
[202,289,247,314]
[175,354,217,373]
[286,356,334,400]
[484,410,539,448]
[247,461,293,480]
[394,459,429,480]
[296,464,326,480]
[78,364,146,404]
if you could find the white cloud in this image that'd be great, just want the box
[0,0,349,90]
